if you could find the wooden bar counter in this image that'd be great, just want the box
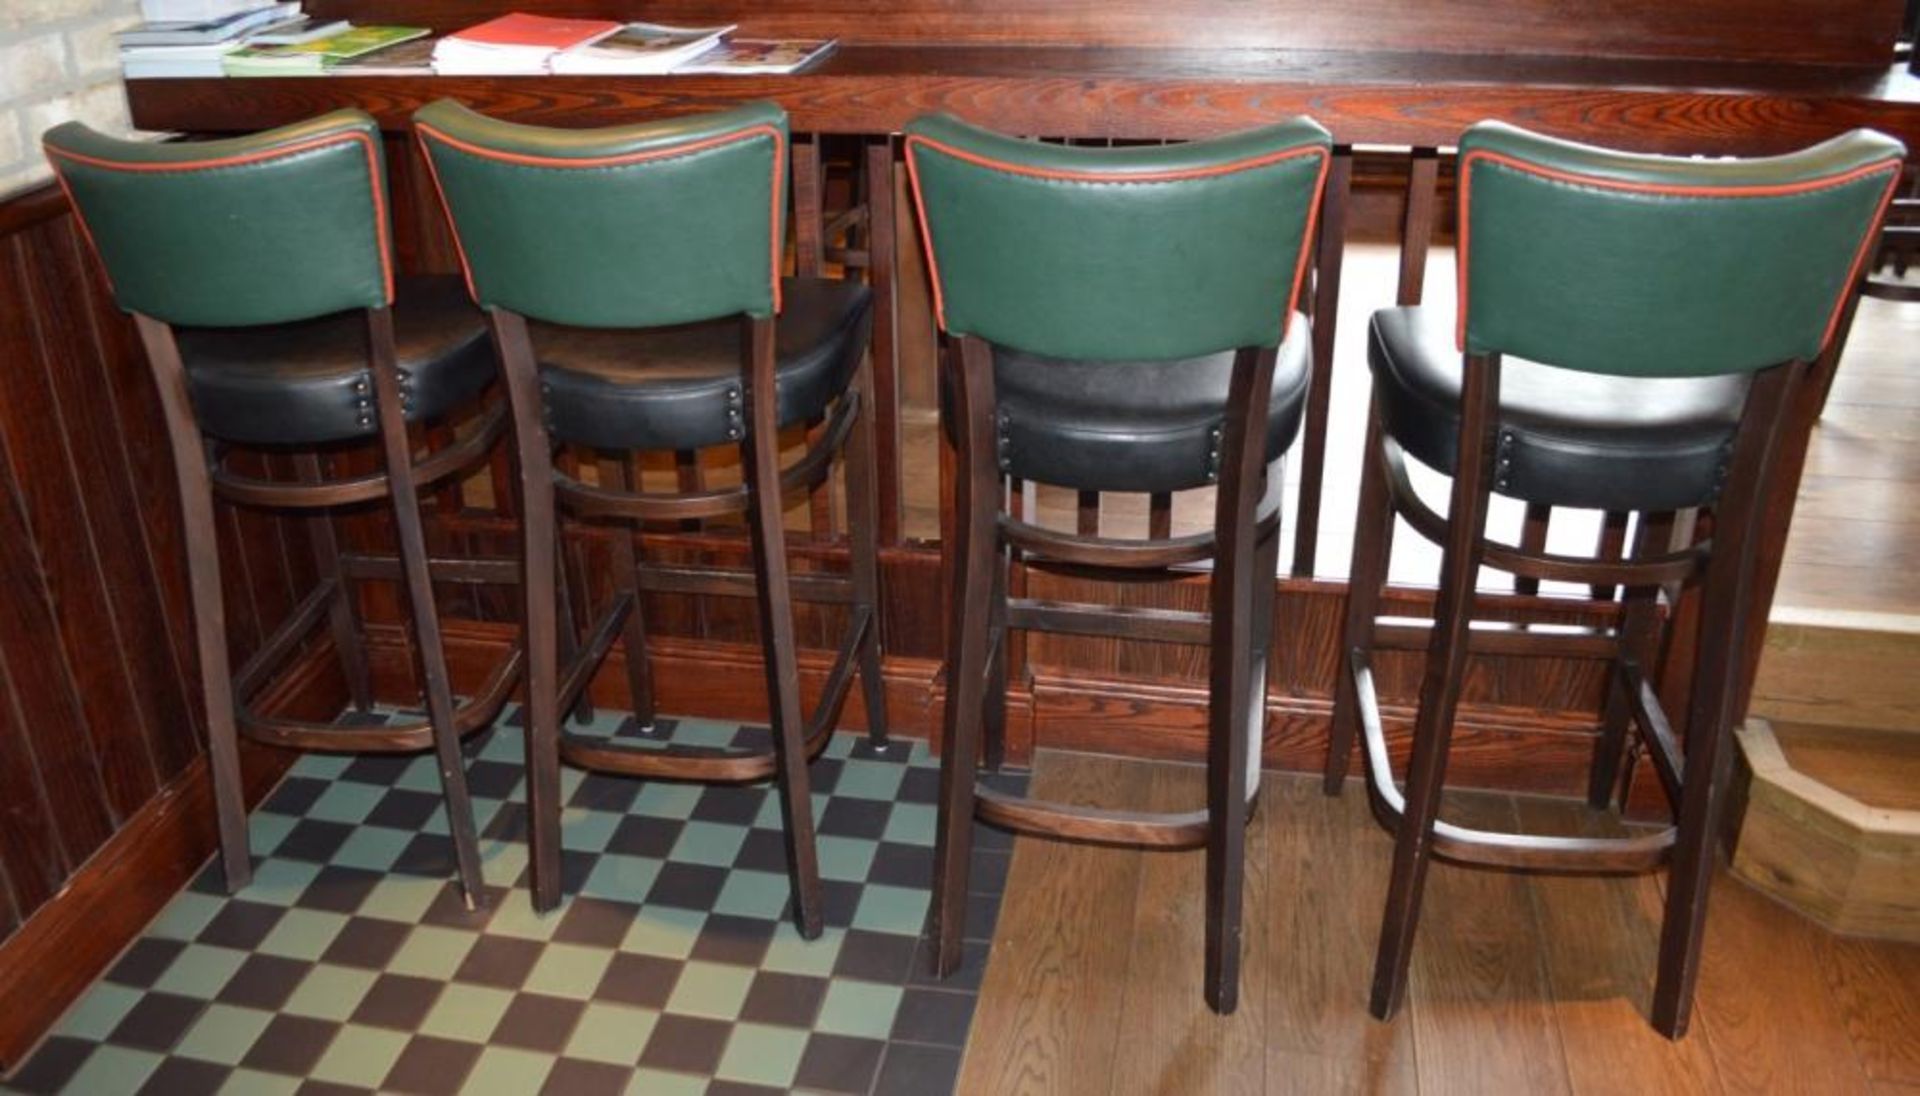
[128,47,1920,150]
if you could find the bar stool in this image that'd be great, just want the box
[906,113,1332,1012]
[413,100,890,935]
[1320,121,1905,1037]
[43,111,525,906]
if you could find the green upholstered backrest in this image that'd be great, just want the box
[414,99,787,328]
[1457,121,1906,377]
[43,111,392,327]
[904,113,1332,361]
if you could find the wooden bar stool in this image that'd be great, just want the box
[43,111,525,906]
[905,113,1332,1012]
[414,100,890,935]
[1320,120,1906,1037]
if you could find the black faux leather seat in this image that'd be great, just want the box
[533,278,871,451]
[177,275,494,447]
[941,312,1311,494]
[1370,307,1749,512]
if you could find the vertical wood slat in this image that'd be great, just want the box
[1292,146,1352,578]
[1149,491,1174,540]
[791,135,832,539]
[0,187,335,941]
[0,234,153,827]
[0,496,72,916]
[864,137,903,544]
[1514,502,1552,596]
[1077,490,1100,536]
[1397,148,1442,307]
[1591,509,1631,600]
[793,134,825,278]
[75,221,208,772]
[29,220,194,794]
[0,234,114,890]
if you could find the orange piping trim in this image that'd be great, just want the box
[413,121,787,314]
[1453,149,1905,358]
[411,127,480,305]
[46,130,395,306]
[903,134,1330,343]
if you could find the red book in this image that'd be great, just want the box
[446,12,619,49]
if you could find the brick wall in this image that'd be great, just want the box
[1,0,145,199]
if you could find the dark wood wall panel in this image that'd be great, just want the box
[0,188,322,951]
[304,0,1907,65]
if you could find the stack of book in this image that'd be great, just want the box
[431,12,837,76]
[117,2,305,77]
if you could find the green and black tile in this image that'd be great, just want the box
[5,708,1021,1096]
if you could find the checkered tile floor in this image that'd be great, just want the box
[5,708,1022,1096]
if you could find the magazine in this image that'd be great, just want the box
[549,22,735,75]
[326,36,436,75]
[223,25,428,75]
[431,13,621,75]
[673,38,837,75]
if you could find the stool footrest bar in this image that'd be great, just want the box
[1352,650,1675,872]
[1006,599,1212,645]
[555,392,858,521]
[211,403,508,509]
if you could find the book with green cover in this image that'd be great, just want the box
[223,25,428,75]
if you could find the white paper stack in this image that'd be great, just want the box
[118,2,303,76]
[548,22,735,75]
[119,2,301,45]
[138,0,271,22]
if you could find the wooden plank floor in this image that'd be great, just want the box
[961,752,1920,1095]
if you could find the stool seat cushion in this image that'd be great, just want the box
[532,277,871,452]
[178,275,493,446]
[1370,306,1750,511]
[946,314,1311,494]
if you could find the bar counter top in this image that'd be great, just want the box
[125,47,1920,152]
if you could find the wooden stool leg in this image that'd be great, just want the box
[980,535,1009,773]
[1204,345,1280,1016]
[1652,361,1803,1038]
[843,356,892,748]
[1369,353,1501,1020]
[555,530,594,724]
[601,455,658,731]
[368,309,486,907]
[1247,493,1283,796]
[295,452,372,713]
[138,315,251,892]
[1589,511,1674,808]
[931,335,998,976]
[491,311,565,912]
[741,317,824,939]
[1325,403,1395,794]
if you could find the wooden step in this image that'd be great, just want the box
[1732,718,1920,943]
[1751,607,1920,734]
